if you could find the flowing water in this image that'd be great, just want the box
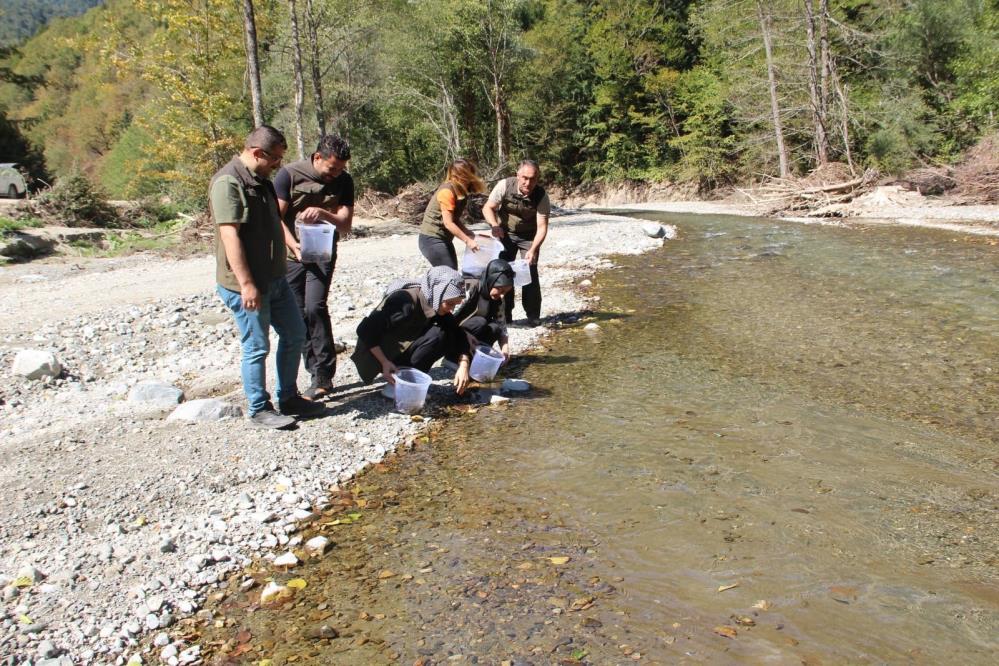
[196,213,999,665]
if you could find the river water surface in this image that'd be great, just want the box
[197,213,999,665]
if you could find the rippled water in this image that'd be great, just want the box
[196,214,999,664]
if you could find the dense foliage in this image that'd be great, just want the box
[0,0,101,46]
[0,0,996,207]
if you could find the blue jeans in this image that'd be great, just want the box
[217,278,306,415]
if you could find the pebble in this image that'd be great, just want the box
[37,639,59,658]
[273,552,299,568]
[584,322,601,331]
[305,536,330,555]
[128,381,184,407]
[159,538,177,553]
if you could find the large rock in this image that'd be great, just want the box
[641,222,668,238]
[129,381,184,408]
[12,350,62,379]
[0,232,55,260]
[167,399,242,423]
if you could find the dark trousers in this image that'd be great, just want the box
[461,316,502,347]
[500,232,541,320]
[418,233,458,269]
[396,323,466,373]
[286,256,337,385]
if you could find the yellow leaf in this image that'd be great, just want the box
[259,661,273,666]
[12,576,33,588]
[717,583,739,593]
[548,556,571,565]
[287,578,308,590]
[713,626,738,638]
[18,614,31,624]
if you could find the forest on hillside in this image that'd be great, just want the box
[0,0,996,208]
[0,0,101,46]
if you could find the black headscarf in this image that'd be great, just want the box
[480,258,514,296]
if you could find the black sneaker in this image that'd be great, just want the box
[279,395,326,418]
[249,405,296,430]
[527,317,543,327]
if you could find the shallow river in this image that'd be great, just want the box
[196,213,999,665]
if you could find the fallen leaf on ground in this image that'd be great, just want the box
[732,615,756,626]
[717,583,739,593]
[548,556,571,565]
[752,600,773,610]
[378,570,396,579]
[287,578,308,590]
[713,626,738,639]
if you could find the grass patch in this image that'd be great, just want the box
[0,216,44,237]
[65,218,189,257]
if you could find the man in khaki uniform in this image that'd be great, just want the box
[211,126,322,428]
[482,159,550,326]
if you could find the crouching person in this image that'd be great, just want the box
[351,266,473,395]
[454,259,515,364]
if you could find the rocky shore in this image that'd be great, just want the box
[0,212,671,665]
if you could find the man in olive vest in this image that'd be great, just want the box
[212,126,323,429]
[482,159,551,326]
[274,134,354,400]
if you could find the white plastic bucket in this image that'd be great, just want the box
[461,234,502,277]
[296,220,334,263]
[469,344,504,382]
[511,259,532,287]
[392,367,432,414]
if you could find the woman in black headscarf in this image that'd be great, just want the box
[352,266,473,394]
[454,258,515,364]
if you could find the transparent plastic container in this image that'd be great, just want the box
[469,344,504,382]
[392,367,432,414]
[461,234,503,278]
[511,258,532,287]
[296,220,334,263]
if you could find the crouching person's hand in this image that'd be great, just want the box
[454,357,471,395]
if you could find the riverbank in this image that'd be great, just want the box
[0,213,670,663]
[614,192,999,235]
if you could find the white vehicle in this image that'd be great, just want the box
[0,163,28,198]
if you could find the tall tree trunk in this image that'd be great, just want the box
[304,0,326,137]
[819,0,831,126]
[833,69,855,175]
[757,0,790,178]
[493,79,507,168]
[241,0,264,127]
[803,0,829,165]
[288,0,307,159]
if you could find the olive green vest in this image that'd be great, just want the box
[210,157,286,292]
[351,287,431,384]
[419,183,467,241]
[498,177,547,237]
[280,159,346,260]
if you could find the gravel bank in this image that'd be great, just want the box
[0,212,669,665]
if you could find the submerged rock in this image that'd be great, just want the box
[501,378,531,393]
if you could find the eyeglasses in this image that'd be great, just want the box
[254,147,283,165]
